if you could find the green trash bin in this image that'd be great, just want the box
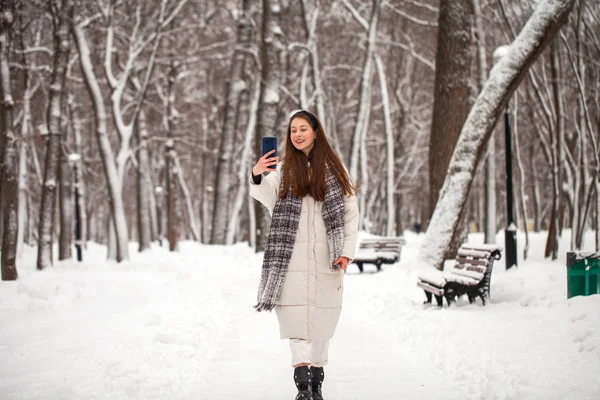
[566,252,600,299]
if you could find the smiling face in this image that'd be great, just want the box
[290,117,317,157]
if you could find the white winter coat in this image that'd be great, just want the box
[250,163,360,340]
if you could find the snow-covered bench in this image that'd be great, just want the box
[417,244,503,307]
[352,236,406,273]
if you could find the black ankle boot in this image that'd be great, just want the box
[310,366,324,400]
[293,366,313,400]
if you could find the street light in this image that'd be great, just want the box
[68,153,83,262]
[494,46,518,270]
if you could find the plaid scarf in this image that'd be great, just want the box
[254,167,346,312]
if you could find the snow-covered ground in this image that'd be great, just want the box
[1,230,599,400]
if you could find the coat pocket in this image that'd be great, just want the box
[315,272,343,307]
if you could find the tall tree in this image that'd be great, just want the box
[0,0,18,280]
[427,0,474,263]
[37,0,71,270]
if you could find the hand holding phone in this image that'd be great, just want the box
[262,137,278,170]
[253,137,279,175]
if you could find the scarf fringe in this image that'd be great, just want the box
[254,301,276,312]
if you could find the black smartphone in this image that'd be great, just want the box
[262,136,278,170]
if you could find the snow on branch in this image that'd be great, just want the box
[419,0,576,269]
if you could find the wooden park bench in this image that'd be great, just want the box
[416,244,503,307]
[352,236,406,273]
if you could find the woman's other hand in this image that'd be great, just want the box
[252,150,279,176]
[333,256,349,271]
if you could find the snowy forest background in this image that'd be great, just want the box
[1,0,599,278]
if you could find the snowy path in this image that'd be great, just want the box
[1,232,599,400]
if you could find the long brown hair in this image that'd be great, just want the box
[280,110,355,201]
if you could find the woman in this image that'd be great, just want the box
[250,110,359,400]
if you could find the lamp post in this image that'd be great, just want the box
[68,153,83,262]
[494,46,518,270]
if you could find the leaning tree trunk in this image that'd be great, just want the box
[0,0,18,281]
[420,0,576,269]
[253,0,282,251]
[37,0,70,270]
[211,0,252,244]
[427,0,474,264]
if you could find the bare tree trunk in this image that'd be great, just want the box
[300,1,329,134]
[473,0,496,244]
[530,144,542,232]
[165,140,178,251]
[136,110,152,251]
[544,42,563,260]
[427,0,474,263]
[58,115,73,261]
[374,54,395,236]
[38,0,70,270]
[513,96,530,259]
[147,170,159,243]
[253,0,282,251]
[344,0,381,231]
[165,61,180,251]
[17,140,27,255]
[420,0,576,269]
[68,95,86,248]
[228,80,260,245]
[16,30,32,256]
[107,217,117,258]
[199,116,208,244]
[0,0,18,281]
[72,17,129,261]
[211,0,252,244]
[596,178,600,251]
[173,153,200,241]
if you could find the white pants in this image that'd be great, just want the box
[289,338,330,367]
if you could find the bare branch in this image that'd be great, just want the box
[382,2,437,27]
[342,0,369,31]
